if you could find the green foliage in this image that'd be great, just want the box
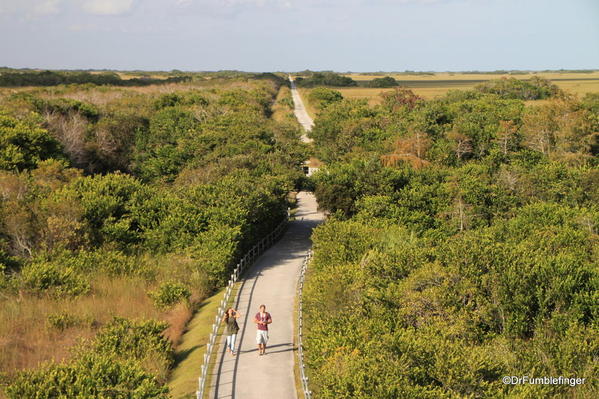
[92,317,174,370]
[305,82,599,398]
[32,97,100,121]
[313,158,409,216]
[295,72,357,87]
[5,353,169,399]
[0,76,307,393]
[0,69,190,87]
[148,281,191,310]
[309,99,383,162]
[46,312,88,331]
[308,87,343,110]
[366,76,399,88]
[475,76,561,100]
[0,113,65,171]
[61,172,147,247]
[53,249,150,277]
[305,206,599,397]
[153,91,209,110]
[20,261,90,297]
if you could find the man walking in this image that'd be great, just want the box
[254,304,272,356]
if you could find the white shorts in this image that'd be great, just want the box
[256,330,269,345]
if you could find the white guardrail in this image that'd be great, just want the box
[196,215,289,399]
[297,249,313,399]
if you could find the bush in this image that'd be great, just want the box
[46,312,83,331]
[475,76,561,100]
[148,281,191,310]
[0,113,65,171]
[6,353,169,399]
[366,76,399,88]
[308,87,343,110]
[92,317,174,374]
[32,98,100,121]
[295,72,357,87]
[21,261,90,297]
[54,249,149,278]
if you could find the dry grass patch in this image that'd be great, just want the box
[272,85,295,123]
[0,275,160,377]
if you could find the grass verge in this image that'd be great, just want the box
[200,282,240,399]
[167,288,227,399]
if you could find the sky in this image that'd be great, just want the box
[0,0,598,72]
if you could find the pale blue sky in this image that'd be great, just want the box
[1,0,598,71]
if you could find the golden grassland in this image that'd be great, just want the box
[327,72,599,106]
[0,274,196,378]
[346,71,599,81]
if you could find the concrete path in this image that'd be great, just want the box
[208,192,324,399]
[289,76,314,142]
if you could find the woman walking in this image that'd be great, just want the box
[224,308,240,356]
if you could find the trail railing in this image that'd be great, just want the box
[196,215,289,399]
[297,249,313,399]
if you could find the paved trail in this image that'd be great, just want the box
[208,193,324,399]
[289,77,314,140]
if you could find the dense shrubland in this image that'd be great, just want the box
[0,73,304,397]
[304,85,599,398]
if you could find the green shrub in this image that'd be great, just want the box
[308,87,343,110]
[366,76,399,88]
[0,113,65,171]
[57,249,145,277]
[21,261,90,297]
[32,97,100,121]
[475,76,561,100]
[46,312,81,331]
[6,353,169,399]
[148,281,191,310]
[295,72,357,87]
[92,317,174,372]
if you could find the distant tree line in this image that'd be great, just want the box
[0,70,191,87]
[295,72,358,87]
[364,76,399,88]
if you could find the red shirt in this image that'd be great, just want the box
[255,312,272,331]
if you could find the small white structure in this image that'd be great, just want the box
[302,157,322,177]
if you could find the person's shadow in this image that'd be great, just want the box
[239,342,295,355]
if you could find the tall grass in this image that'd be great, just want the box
[0,272,201,379]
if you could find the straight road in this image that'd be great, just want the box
[208,192,324,399]
[289,76,314,141]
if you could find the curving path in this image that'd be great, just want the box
[207,192,324,399]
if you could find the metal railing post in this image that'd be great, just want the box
[297,249,313,399]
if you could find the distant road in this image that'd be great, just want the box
[208,192,324,399]
[289,76,314,142]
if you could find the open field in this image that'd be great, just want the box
[346,71,599,81]
[332,71,599,105]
